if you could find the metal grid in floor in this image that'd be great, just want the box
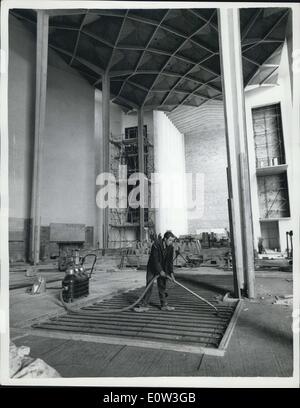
[32,278,238,353]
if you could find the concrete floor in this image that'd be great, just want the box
[9,263,294,378]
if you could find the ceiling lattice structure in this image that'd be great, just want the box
[11,7,290,113]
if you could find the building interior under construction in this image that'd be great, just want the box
[3,3,298,380]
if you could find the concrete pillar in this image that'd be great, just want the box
[102,72,110,249]
[30,10,49,264]
[94,89,103,249]
[218,8,255,298]
[138,108,145,241]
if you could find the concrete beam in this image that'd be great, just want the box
[30,11,49,264]
[218,8,255,298]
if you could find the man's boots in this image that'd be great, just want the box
[160,304,175,311]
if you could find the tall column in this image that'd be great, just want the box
[94,89,103,249]
[102,72,110,249]
[138,108,145,241]
[30,10,49,264]
[218,8,255,298]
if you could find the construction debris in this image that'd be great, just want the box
[30,276,46,295]
[119,243,151,269]
[222,292,239,303]
[13,358,61,379]
[116,231,232,270]
[10,343,30,377]
[10,342,60,378]
[255,256,292,271]
[273,295,293,306]
[25,266,37,277]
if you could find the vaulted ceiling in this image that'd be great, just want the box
[11,7,290,113]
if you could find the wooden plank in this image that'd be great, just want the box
[218,299,243,351]
[76,311,229,325]
[82,307,231,321]
[30,11,49,264]
[89,296,233,309]
[53,314,227,331]
[83,308,232,321]
[28,328,225,356]
[49,316,225,336]
[85,295,232,309]
[34,323,220,345]
[40,323,222,343]
[9,275,62,290]
[66,301,232,313]
[91,302,234,314]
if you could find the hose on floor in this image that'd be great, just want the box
[59,275,158,315]
[171,278,219,314]
[59,275,219,315]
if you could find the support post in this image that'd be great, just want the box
[138,108,145,241]
[94,89,103,249]
[218,8,255,298]
[30,10,49,265]
[102,72,110,249]
[226,169,241,297]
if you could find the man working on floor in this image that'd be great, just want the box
[134,230,176,312]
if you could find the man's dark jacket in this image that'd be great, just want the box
[147,238,174,276]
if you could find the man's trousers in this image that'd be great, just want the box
[142,268,168,307]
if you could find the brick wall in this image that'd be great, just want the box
[184,105,229,234]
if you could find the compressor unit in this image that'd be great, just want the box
[61,249,97,303]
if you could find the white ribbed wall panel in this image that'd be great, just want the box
[153,111,188,237]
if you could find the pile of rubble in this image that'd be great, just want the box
[10,342,61,378]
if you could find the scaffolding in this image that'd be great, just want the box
[108,128,155,247]
[252,103,290,222]
[252,103,286,168]
[257,174,290,219]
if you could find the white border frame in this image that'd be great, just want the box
[1,0,299,388]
